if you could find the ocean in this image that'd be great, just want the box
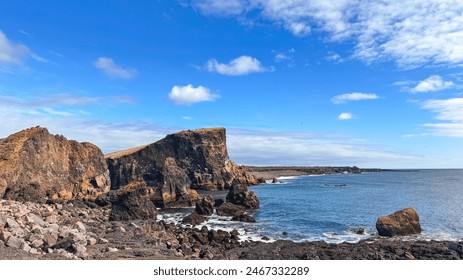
[159,169,463,243]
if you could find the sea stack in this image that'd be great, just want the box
[106,128,258,207]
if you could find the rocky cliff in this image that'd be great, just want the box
[106,128,258,207]
[0,127,110,202]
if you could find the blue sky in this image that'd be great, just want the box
[1,0,463,168]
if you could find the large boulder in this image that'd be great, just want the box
[109,186,157,221]
[216,202,245,216]
[226,184,259,209]
[106,128,258,207]
[0,127,110,202]
[195,196,215,216]
[376,208,422,237]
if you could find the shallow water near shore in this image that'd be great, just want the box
[159,170,463,244]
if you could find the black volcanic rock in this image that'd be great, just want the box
[109,186,157,221]
[226,184,259,209]
[195,196,215,216]
[106,128,258,207]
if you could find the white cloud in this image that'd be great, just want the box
[227,129,420,167]
[94,57,137,79]
[0,30,31,65]
[190,0,463,67]
[338,112,353,120]
[206,55,268,75]
[331,92,379,104]
[191,0,250,16]
[421,98,463,137]
[326,52,345,63]
[411,75,454,93]
[168,84,219,105]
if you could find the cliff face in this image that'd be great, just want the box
[106,128,257,206]
[0,127,110,202]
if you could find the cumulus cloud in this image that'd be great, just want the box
[206,55,268,76]
[168,84,219,105]
[331,92,379,104]
[0,30,31,65]
[411,75,454,93]
[190,0,463,67]
[337,112,353,120]
[94,57,137,79]
[421,98,463,137]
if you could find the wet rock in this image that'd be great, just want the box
[216,202,245,216]
[231,214,256,223]
[226,184,259,209]
[194,196,215,216]
[376,208,421,237]
[109,187,157,221]
[182,213,208,226]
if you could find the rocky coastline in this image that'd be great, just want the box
[1,126,462,260]
[1,198,462,260]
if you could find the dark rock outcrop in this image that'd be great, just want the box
[106,128,258,207]
[194,196,215,216]
[182,212,209,226]
[376,208,422,237]
[216,202,245,216]
[0,127,110,202]
[226,184,259,209]
[231,213,256,223]
[109,186,157,221]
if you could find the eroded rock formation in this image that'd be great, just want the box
[376,208,422,237]
[106,128,258,207]
[0,127,110,202]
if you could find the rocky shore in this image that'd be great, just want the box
[1,126,461,260]
[1,199,462,260]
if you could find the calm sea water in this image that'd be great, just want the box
[250,170,463,243]
[159,170,463,243]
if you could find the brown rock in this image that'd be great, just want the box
[376,208,422,237]
[0,127,110,202]
[182,212,209,226]
[195,196,215,216]
[226,184,259,209]
[106,128,258,207]
[109,186,157,221]
[231,213,256,223]
[216,202,245,216]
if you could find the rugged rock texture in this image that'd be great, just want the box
[194,196,215,216]
[109,186,157,221]
[376,208,422,237]
[0,127,110,202]
[182,213,208,226]
[216,202,245,216]
[226,184,259,209]
[106,128,258,207]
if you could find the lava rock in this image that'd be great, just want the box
[231,214,256,223]
[376,208,422,237]
[194,196,215,216]
[216,202,245,216]
[225,184,259,209]
[109,187,157,221]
